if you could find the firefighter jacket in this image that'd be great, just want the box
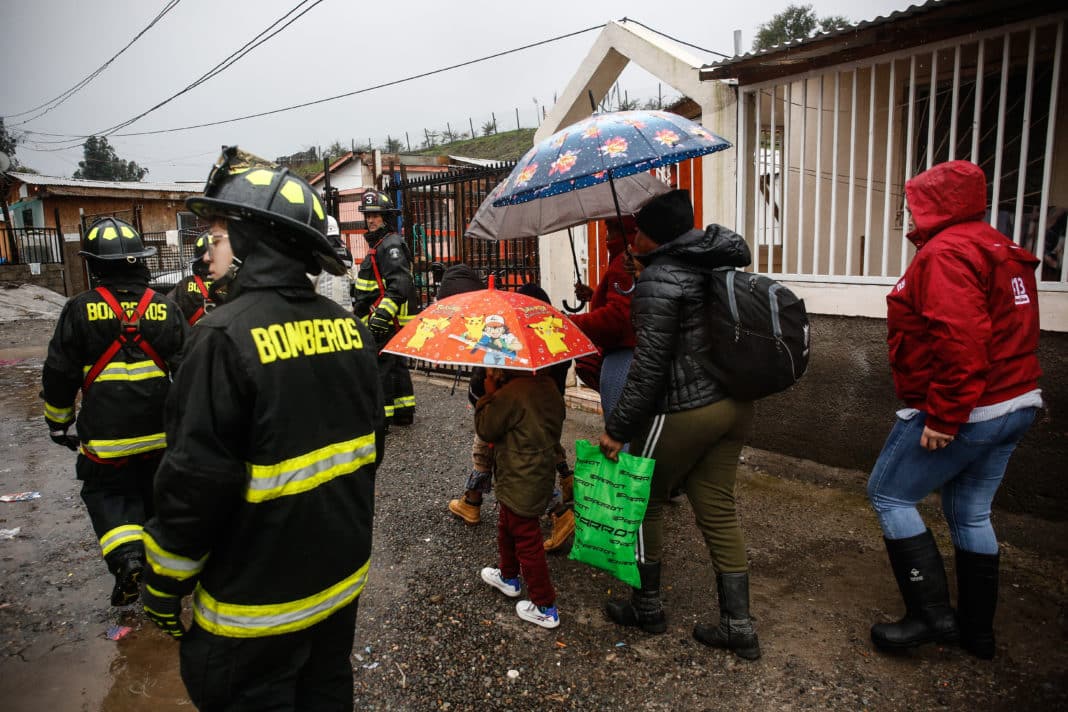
[168,274,213,325]
[42,275,187,461]
[142,241,384,639]
[353,228,416,332]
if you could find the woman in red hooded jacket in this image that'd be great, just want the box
[866,160,1043,660]
[570,215,639,416]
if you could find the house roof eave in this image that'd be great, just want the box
[699,0,1064,85]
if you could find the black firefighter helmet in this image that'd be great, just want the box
[361,189,400,215]
[184,146,346,276]
[79,217,157,261]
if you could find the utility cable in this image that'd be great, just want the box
[26,22,607,143]
[26,0,328,149]
[6,0,182,124]
[618,17,732,59]
[98,0,328,137]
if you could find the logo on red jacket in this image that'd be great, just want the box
[1011,276,1031,306]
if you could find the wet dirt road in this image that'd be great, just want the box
[1,318,1066,711]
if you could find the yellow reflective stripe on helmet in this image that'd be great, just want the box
[143,531,208,581]
[81,359,166,383]
[377,298,398,316]
[245,433,376,503]
[44,401,74,424]
[355,278,378,292]
[82,432,167,458]
[100,524,143,556]
[393,395,416,408]
[193,558,369,638]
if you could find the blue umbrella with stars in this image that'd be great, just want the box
[492,109,731,208]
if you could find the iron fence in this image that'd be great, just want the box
[390,161,538,309]
[142,228,207,292]
[1,226,64,265]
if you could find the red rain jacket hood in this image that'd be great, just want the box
[888,161,1041,434]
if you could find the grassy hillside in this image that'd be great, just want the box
[413,128,535,162]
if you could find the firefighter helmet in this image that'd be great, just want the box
[79,217,157,261]
[185,146,346,276]
[361,189,400,215]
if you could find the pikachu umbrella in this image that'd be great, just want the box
[381,276,597,372]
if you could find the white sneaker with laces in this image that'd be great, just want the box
[480,567,521,597]
[516,600,560,629]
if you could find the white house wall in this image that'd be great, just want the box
[535,21,736,304]
[739,14,1068,330]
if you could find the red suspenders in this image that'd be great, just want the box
[187,276,210,325]
[82,287,168,391]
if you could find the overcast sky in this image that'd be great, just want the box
[1,0,906,182]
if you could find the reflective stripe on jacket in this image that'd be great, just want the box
[143,244,382,638]
[41,281,187,458]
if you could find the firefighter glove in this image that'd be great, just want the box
[142,584,186,639]
[49,429,79,451]
[368,308,394,336]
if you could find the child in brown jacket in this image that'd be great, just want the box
[475,367,566,628]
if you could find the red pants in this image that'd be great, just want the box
[497,504,555,607]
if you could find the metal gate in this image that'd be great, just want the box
[390,161,540,308]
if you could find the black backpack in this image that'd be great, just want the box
[699,268,810,400]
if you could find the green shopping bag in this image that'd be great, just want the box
[568,439,656,588]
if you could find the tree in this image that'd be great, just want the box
[481,119,497,136]
[0,117,19,169]
[72,136,147,181]
[323,140,348,162]
[753,4,850,51]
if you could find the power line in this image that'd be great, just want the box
[6,1,182,124]
[27,23,608,143]
[26,0,329,149]
[98,0,328,137]
[618,17,731,59]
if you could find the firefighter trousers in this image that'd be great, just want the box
[76,452,161,573]
[377,347,415,425]
[180,599,360,712]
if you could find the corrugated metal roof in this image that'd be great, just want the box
[6,171,202,193]
[700,0,957,72]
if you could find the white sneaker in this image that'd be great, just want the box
[515,600,560,629]
[480,567,521,598]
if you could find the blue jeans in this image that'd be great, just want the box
[600,348,633,454]
[599,348,633,419]
[866,408,1038,554]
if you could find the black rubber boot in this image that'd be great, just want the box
[870,529,959,651]
[955,548,999,660]
[605,561,667,634]
[109,553,143,607]
[693,572,761,660]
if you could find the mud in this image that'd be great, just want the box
[0,318,1065,711]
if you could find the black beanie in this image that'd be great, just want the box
[636,189,694,244]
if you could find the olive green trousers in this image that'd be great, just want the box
[629,398,754,573]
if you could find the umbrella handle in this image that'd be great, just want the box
[562,298,587,313]
[562,227,588,313]
[613,280,636,296]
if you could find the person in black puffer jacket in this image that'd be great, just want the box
[597,189,762,660]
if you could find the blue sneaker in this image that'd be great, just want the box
[480,567,521,597]
[516,600,560,629]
